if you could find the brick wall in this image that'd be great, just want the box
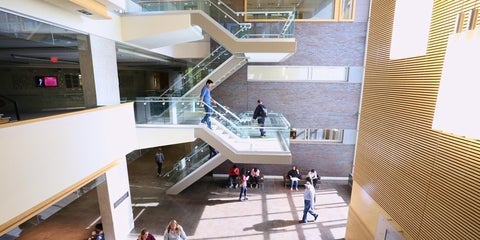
[212,21,367,178]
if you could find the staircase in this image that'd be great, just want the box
[123,0,296,98]
[133,98,292,194]
[125,1,296,194]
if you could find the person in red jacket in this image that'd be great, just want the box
[227,164,240,188]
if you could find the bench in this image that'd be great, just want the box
[284,174,321,189]
[283,175,308,188]
[249,175,265,189]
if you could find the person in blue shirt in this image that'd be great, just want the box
[200,80,215,129]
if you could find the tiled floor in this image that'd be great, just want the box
[7,146,351,240]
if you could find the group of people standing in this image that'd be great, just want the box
[137,219,187,240]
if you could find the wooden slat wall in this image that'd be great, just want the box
[354,0,480,239]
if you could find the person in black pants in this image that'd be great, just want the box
[299,182,318,223]
[253,99,268,137]
[155,148,165,177]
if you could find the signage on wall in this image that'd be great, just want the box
[35,76,58,87]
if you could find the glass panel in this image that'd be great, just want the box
[340,0,354,20]
[245,0,335,20]
[127,0,295,38]
[163,143,211,183]
[293,128,344,142]
[126,1,295,97]
[132,97,292,149]
[160,45,232,97]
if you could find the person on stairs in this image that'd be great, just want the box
[200,79,215,129]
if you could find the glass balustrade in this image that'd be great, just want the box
[160,46,232,97]
[162,142,211,183]
[133,97,291,147]
[134,97,291,186]
[126,1,295,98]
[127,0,295,38]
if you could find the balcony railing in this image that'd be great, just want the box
[127,0,295,38]
[133,97,291,147]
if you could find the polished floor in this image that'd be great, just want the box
[7,145,351,240]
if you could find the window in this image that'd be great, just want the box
[340,0,354,20]
[293,128,344,142]
[390,0,433,59]
[245,0,356,22]
[432,29,480,140]
[248,66,348,82]
[64,73,82,89]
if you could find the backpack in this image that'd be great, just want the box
[260,106,268,118]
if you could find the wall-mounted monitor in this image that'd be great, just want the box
[35,76,58,87]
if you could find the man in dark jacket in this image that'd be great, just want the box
[252,99,267,137]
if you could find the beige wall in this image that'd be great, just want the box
[346,0,480,239]
[0,103,137,235]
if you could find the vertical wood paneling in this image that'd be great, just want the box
[355,0,480,239]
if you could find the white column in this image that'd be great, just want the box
[96,158,134,240]
[79,34,120,107]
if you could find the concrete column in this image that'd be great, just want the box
[96,158,134,240]
[78,34,120,107]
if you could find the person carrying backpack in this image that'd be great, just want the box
[253,99,268,137]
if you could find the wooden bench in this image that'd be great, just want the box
[248,175,265,189]
[283,175,308,188]
[284,174,321,189]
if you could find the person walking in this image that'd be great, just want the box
[200,79,215,129]
[252,99,267,137]
[155,148,165,177]
[299,181,318,223]
[238,168,249,201]
[164,219,187,240]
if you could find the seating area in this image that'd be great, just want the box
[248,175,265,189]
[283,174,321,189]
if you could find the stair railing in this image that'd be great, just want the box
[162,142,210,183]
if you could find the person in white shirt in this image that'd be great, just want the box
[249,168,261,188]
[306,169,319,187]
[299,182,318,223]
